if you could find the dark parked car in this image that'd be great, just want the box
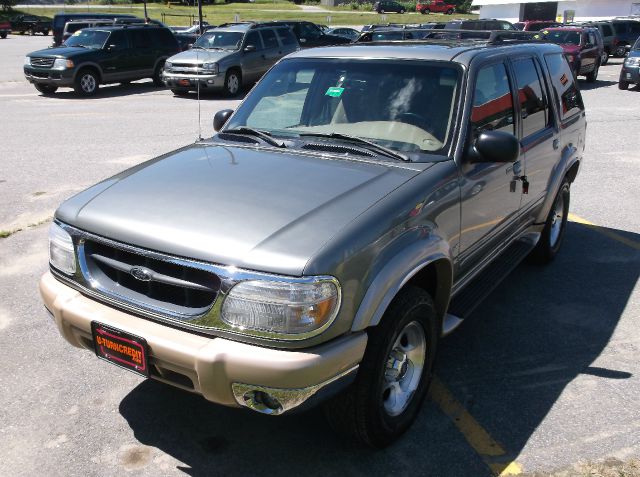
[260,21,351,48]
[537,27,604,82]
[325,27,360,42]
[52,13,136,46]
[42,33,585,447]
[445,18,515,30]
[10,14,51,36]
[24,25,180,96]
[619,36,640,90]
[61,19,114,44]
[373,1,407,14]
[609,19,640,57]
[163,23,299,96]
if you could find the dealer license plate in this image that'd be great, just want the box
[91,322,149,377]
[178,79,190,86]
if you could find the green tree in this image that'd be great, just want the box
[1,0,18,12]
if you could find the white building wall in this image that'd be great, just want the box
[476,0,639,22]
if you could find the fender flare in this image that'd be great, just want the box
[535,144,581,224]
[72,62,104,83]
[351,237,453,332]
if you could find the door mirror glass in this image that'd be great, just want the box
[214,109,234,132]
[471,130,520,163]
[244,44,256,52]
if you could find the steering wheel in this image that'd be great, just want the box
[396,113,437,137]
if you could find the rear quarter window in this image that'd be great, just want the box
[544,52,584,122]
[276,28,297,46]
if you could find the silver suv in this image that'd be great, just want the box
[162,22,299,96]
[41,33,586,447]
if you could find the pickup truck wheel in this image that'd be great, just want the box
[323,286,438,448]
[34,83,58,95]
[528,180,570,264]
[74,69,99,96]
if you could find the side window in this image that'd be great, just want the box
[156,29,177,48]
[588,32,597,45]
[108,30,128,50]
[300,22,321,40]
[512,58,549,138]
[544,52,584,122]
[602,24,613,37]
[131,30,152,48]
[244,31,262,50]
[276,27,297,46]
[471,63,515,134]
[261,29,279,49]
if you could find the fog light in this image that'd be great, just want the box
[243,390,283,414]
[207,79,214,84]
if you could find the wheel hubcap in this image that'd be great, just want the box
[550,192,564,247]
[228,75,239,94]
[382,321,426,417]
[81,74,95,93]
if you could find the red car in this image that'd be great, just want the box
[0,20,10,39]
[539,27,604,82]
[417,0,456,15]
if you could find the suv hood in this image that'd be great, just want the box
[168,48,236,63]
[28,46,93,58]
[56,143,422,276]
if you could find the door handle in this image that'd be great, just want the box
[553,139,560,150]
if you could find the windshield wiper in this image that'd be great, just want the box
[298,132,409,162]
[222,127,286,148]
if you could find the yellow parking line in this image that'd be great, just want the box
[568,213,640,250]
[430,376,523,476]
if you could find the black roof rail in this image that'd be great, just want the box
[422,29,537,43]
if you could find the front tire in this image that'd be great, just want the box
[528,180,570,264]
[323,286,438,448]
[224,69,241,97]
[152,61,165,87]
[74,68,99,96]
[586,60,600,83]
[614,44,627,58]
[600,50,609,65]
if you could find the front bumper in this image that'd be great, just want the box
[162,71,225,90]
[24,66,74,87]
[620,65,640,84]
[40,271,366,414]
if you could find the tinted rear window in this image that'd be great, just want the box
[544,52,584,122]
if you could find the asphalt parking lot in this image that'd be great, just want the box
[1,34,639,476]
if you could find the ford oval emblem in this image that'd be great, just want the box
[130,266,153,282]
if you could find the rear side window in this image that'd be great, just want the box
[471,62,515,134]
[512,58,549,138]
[544,52,584,122]
[276,27,297,46]
[131,30,152,48]
[261,29,279,49]
[602,24,613,36]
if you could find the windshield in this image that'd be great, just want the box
[541,30,581,46]
[226,58,460,155]
[63,29,109,48]
[193,31,244,49]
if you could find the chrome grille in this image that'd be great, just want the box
[30,57,55,68]
[80,239,221,317]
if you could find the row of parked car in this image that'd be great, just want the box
[22,14,640,96]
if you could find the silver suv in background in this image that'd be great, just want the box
[162,22,299,96]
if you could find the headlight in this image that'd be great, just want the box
[24,56,31,66]
[49,223,76,275]
[221,278,340,337]
[624,57,640,66]
[201,62,218,74]
[52,58,74,69]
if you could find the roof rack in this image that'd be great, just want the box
[358,29,537,44]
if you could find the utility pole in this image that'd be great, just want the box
[143,0,148,21]
[198,0,204,34]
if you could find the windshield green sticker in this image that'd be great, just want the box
[325,87,344,98]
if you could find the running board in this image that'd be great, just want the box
[442,239,536,336]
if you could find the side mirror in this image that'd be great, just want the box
[470,130,520,163]
[188,44,193,49]
[213,109,234,132]
[244,44,256,52]
[299,38,307,43]
[106,44,117,51]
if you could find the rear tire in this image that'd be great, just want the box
[34,83,58,95]
[74,68,99,96]
[323,286,438,448]
[528,180,570,264]
[614,44,627,57]
[600,50,609,65]
[586,61,599,83]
